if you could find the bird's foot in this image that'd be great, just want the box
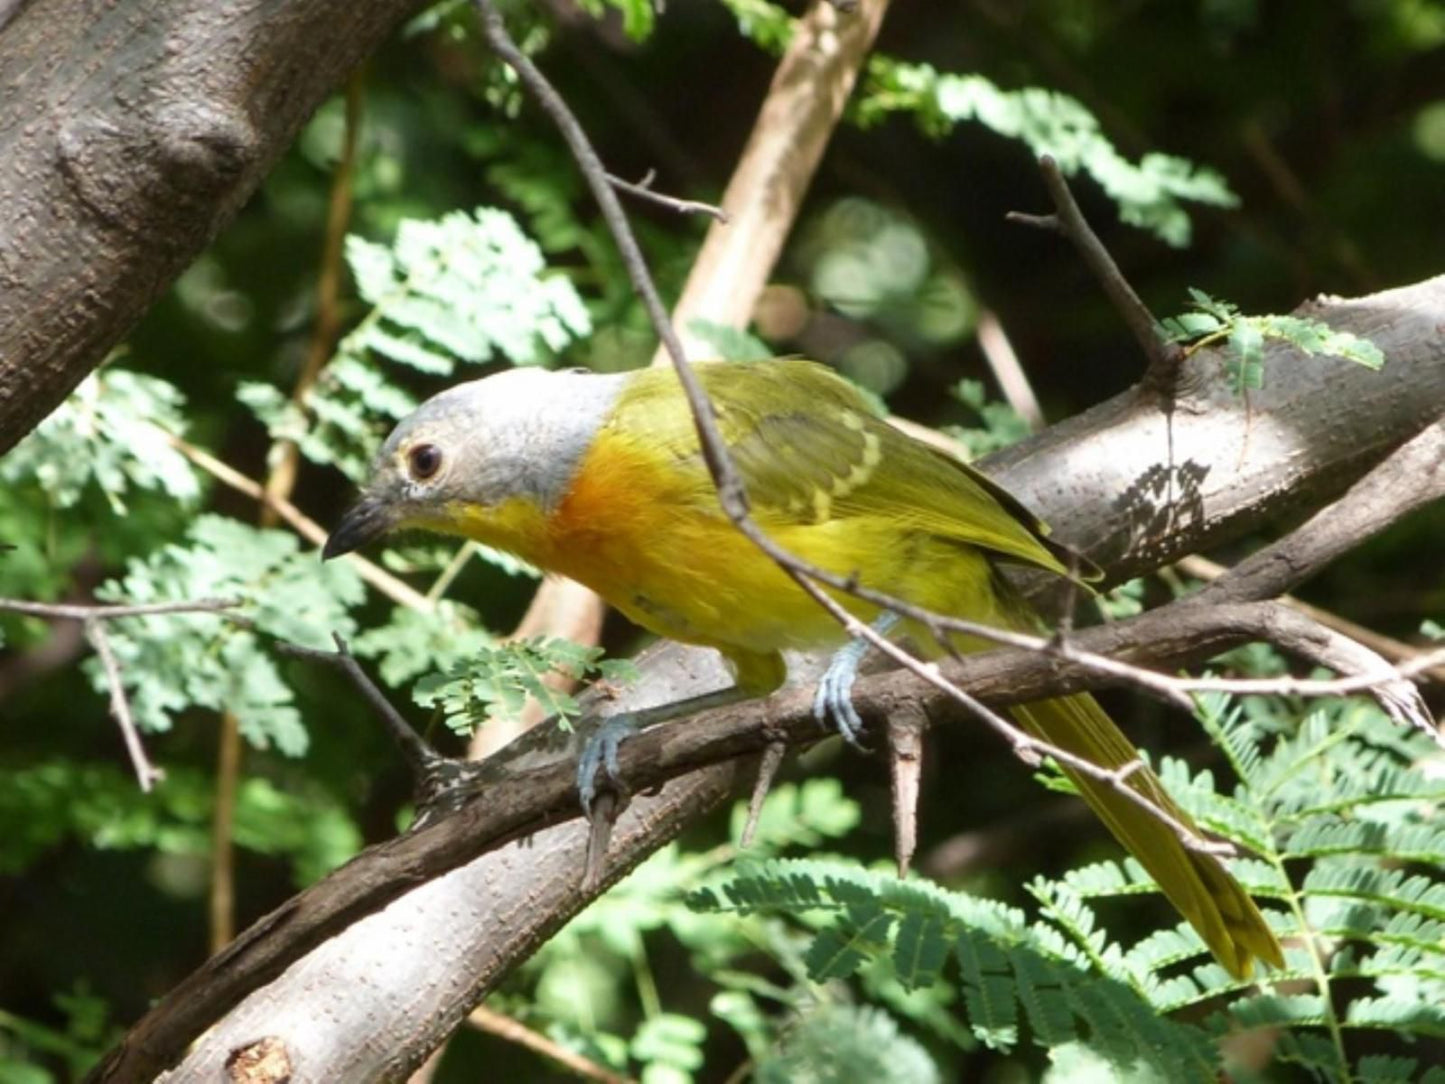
[577,713,639,816]
[812,613,899,748]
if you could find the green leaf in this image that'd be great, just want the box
[1,368,200,510]
[891,911,947,991]
[857,60,1237,246]
[1163,290,1387,390]
[410,636,628,734]
[755,1005,941,1084]
[91,515,364,755]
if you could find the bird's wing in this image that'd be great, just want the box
[620,360,1091,579]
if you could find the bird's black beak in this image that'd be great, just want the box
[322,494,394,560]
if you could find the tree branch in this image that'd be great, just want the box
[0,596,239,791]
[0,0,426,453]
[606,169,728,222]
[1008,154,1184,386]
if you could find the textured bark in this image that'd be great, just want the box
[989,277,1445,578]
[0,0,422,452]
[103,275,1445,1084]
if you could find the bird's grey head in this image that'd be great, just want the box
[322,367,624,559]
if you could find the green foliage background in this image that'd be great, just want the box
[3,1,1445,1080]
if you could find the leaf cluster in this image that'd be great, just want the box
[685,690,1445,1081]
[1163,289,1386,392]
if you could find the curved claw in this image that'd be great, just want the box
[577,713,639,815]
[813,613,900,748]
[813,640,870,747]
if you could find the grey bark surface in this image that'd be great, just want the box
[0,0,422,452]
[115,276,1445,1084]
[989,277,1445,578]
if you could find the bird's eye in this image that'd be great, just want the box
[407,443,443,481]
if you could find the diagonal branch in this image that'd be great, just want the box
[1008,154,1185,386]
[83,617,164,792]
[0,596,239,791]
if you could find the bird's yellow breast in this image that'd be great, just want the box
[526,425,1003,661]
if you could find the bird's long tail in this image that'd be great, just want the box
[1010,692,1284,978]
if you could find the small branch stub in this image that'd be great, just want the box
[224,1036,293,1084]
[1008,155,1185,390]
[740,740,788,847]
[886,708,926,876]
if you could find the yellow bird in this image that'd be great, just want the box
[324,357,1283,978]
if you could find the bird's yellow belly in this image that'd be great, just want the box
[550,508,1001,659]
[446,431,1006,665]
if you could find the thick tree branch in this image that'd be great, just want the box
[987,276,1445,579]
[0,0,424,452]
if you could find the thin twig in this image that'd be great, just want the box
[427,542,477,603]
[274,635,446,784]
[606,169,728,222]
[1008,154,1184,387]
[164,431,433,613]
[1,596,237,792]
[1177,553,1445,685]
[975,309,1044,430]
[83,617,164,792]
[651,0,889,362]
[473,0,749,522]
[261,73,364,517]
[467,1004,635,1084]
[0,597,239,620]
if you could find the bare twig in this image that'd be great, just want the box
[0,597,239,620]
[975,309,1044,430]
[0,596,238,792]
[739,740,787,848]
[606,169,728,222]
[210,706,242,950]
[653,0,891,363]
[1008,154,1184,387]
[467,1004,635,1084]
[273,635,462,814]
[83,617,164,792]
[260,73,363,518]
[1177,553,1445,686]
[472,0,746,519]
[165,432,433,613]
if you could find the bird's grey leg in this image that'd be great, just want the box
[813,611,901,746]
[576,685,750,814]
